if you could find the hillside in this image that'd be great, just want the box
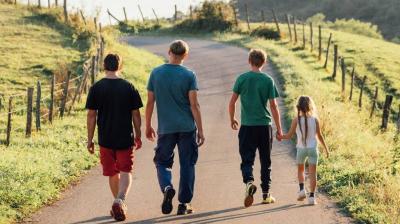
[0,3,163,223]
[235,0,400,41]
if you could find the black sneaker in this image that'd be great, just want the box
[244,182,257,207]
[177,203,194,215]
[161,186,176,214]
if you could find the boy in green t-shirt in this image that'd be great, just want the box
[229,49,283,207]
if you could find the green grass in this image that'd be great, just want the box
[138,21,400,223]
[0,3,162,224]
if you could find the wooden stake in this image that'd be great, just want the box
[60,72,70,118]
[55,0,57,7]
[94,17,97,31]
[271,9,280,36]
[38,0,41,8]
[174,4,177,22]
[233,6,238,27]
[36,81,41,131]
[47,0,50,8]
[138,5,145,22]
[80,10,87,26]
[123,7,128,23]
[323,33,332,68]
[370,86,379,118]
[286,14,292,42]
[49,74,55,123]
[189,5,193,19]
[6,97,12,146]
[381,95,394,130]
[302,23,306,49]
[91,56,96,85]
[332,45,338,79]
[68,75,83,115]
[152,8,159,24]
[358,75,367,108]
[245,4,250,31]
[107,9,122,24]
[310,22,314,52]
[293,16,298,44]
[63,0,68,23]
[341,57,346,95]
[397,105,400,133]
[261,10,265,26]
[318,25,322,60]
[26,87,34,137]
[349,67,355,101]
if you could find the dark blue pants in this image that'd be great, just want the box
[153,130,198,204]
[239,125,273,193]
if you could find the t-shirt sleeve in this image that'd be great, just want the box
[129,84,143,111]
[147,71,154,92]
[189,72,199,91]
[268,80,280,100]
[85,86,97,110]
[233,78,241,94]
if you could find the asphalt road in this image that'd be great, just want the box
[28,37,351,224]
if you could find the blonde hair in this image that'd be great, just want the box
[169,40,189,56]
[249,49,267,67]
[296,96,317,147]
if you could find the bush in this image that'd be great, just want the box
[250,26,280,40]
[175,1,237,32]
[330,18,383,39]
[118,21,161,34]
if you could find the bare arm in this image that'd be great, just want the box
[132,109,142,149]
[281,119,297,140]
[87,109,97,154]
[145,91,156,141]
[316,118,330,157]
[229,93,239,130]
[269,99,283,137]
[189,90,205,147]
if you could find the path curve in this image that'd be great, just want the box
[28,37,351,224]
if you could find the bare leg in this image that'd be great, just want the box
[117,172,132,201]
[298,164,305,185]
[308,165,317,193]
[109,174,120,199]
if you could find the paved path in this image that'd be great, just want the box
[28,37,351,224]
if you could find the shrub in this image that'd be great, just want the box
[175,1,237,32]
[118,21,161,34]
[250,26,280,40]
[330,18,383,39]
[306,13,326,26]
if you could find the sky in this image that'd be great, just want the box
[21,0,216,24]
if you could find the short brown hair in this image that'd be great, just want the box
[249,49,267,67]
[169,40,189,56]
[104,53,122,71]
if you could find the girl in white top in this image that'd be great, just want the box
[278,96,329,205]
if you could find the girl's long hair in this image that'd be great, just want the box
[296,96,317,147]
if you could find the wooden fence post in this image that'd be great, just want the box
[138,4,145,22]
[245,4,250,31]
[63,0,68,23]
[47,0,50,8]
[99,22,102,33]
[68,75,84,115]
[36,81,41,131]
[77,69,89,103]
[80,10,87,25]
[38,0,41,8]
[318,25,322,60]
[349,67,355,101]
[174,4,177,22]
[49,74,55,123]
[189,5,193,19]
[91,56,96,85]
[261,10,265,26]
[358,75,367,108]
[107,9,123,24]
[381,95,394,130]
[55,0,57,7]
[152,8,159,24]
[94,17,97,31]
[341,58,346,95]
[370,86,379,118]
[323,33,332,68]
[332,45,338,79]
[60,72,70,118]
[293,16,298,44]
[271,9,281,36]
[26,87,34,137]
[309,22,314,52]
[233,5,238,27]
[123,7,128,23]
[397,105,400,133]
[96,48,100,74]
[6,97,12,146]
[286,14,292,42]
[302,23,306,49]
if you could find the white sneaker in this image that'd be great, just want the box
[297,189,307,201]
[308,196,317,205]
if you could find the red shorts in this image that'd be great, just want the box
[100,146,134,176]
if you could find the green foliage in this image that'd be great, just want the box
[250,26,280,40]
[118,21,162,34]
[175,1,237,32]
[329,18,383,39]
[305,13,326,26]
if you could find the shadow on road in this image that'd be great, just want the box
[128,203,307,224]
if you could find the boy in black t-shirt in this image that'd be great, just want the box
[86,54,143,221]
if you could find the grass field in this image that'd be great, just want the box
[135,20,400,223]
[0,3,162,223]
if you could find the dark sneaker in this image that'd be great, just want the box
[177,203,194,215]
[161,186,176,214]
[244,182,257,207]
[111,199,127,221]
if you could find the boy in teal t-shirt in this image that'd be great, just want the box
[229,49,283,207]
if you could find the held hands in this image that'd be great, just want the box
[87,140,95,154]
[276,130,283,141]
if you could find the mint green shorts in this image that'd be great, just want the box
[296,147,319,165]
